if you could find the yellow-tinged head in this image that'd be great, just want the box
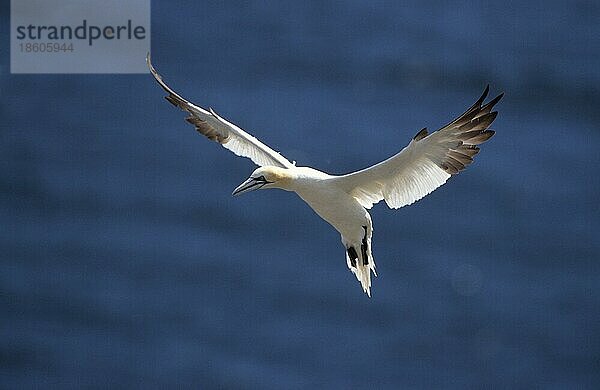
[232,166,293,196]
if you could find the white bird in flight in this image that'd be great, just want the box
[147,54,502,297]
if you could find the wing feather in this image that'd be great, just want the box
[335,86,503,209]
[147,54,294,169]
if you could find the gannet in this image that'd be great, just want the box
[147,54,502,296]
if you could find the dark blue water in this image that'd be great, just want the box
[2,1,599,388]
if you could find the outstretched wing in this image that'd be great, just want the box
[335,86,503,209]
[147,54,294,169]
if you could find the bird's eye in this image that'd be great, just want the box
[255,175,266,182]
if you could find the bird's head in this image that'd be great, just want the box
[232,166,293,196]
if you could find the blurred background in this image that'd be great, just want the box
[1,1,599,388]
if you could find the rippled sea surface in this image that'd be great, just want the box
[2,1,599,388]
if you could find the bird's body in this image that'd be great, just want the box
[147,54,502,296]
[289,168,377,291]
[284,167,364,241]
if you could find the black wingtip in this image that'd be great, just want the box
[490,92,504,104]
[480,92,504,113]
[164,95,178,107]
[413,127,429,141]
[476,84,490,106]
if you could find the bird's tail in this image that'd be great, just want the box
[345,226,377,297]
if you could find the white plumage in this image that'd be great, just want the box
[147,54,502,296]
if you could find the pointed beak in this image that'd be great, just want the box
[232,177,262,196]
